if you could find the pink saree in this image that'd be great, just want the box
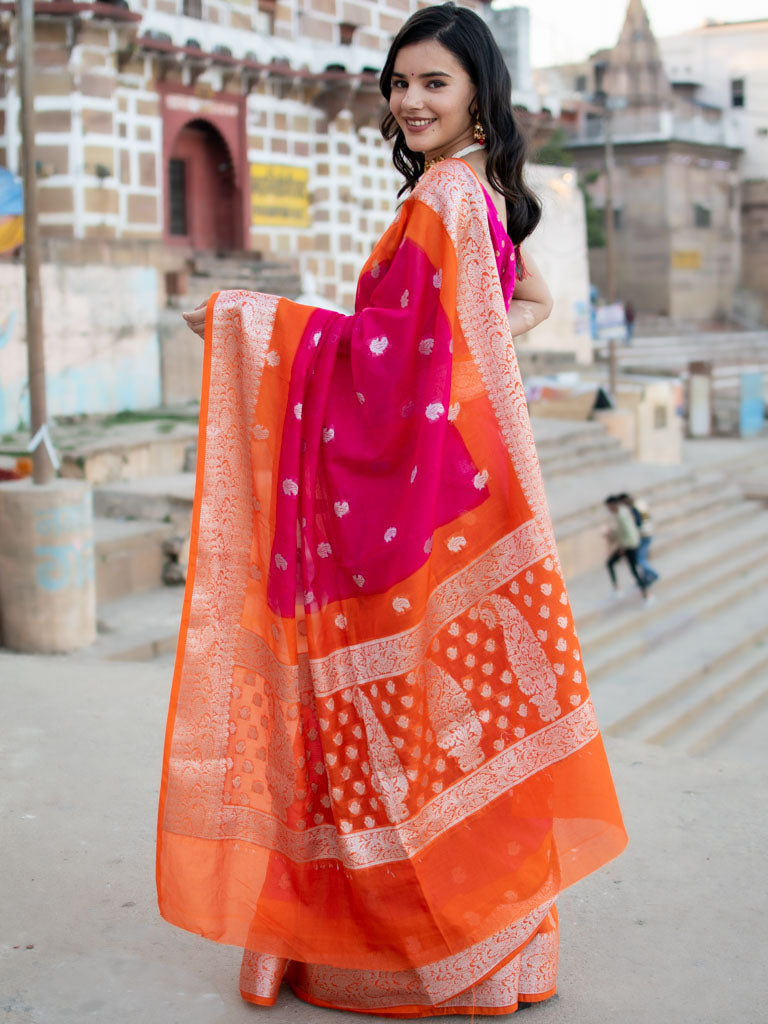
[157,159,627,1015]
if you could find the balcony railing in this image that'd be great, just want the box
[568,109,743,150]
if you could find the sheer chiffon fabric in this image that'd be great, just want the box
[156,159,626,1013]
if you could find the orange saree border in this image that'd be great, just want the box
[239,905,559,1016]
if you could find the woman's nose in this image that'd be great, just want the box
[401,90,423,110]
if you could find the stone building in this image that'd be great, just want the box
[1,0,489,310]
[534,0,745,323]
[1,1,500,430]
[0,1,594,432]
[658,18,768,323]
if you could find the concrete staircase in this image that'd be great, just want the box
[186,251,303,300]
[565,444,768,763]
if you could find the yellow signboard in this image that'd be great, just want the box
[671,250,702,270]
[250,163,309,227]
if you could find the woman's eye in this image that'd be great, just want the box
[392,80,406,89]
[427,80,445,89]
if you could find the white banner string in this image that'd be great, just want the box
[27,423,61,472]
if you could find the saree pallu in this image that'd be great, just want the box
[157,159,627,1015]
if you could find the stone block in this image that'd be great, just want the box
[378,12,402,34]
[80,73,115,100]
[35,144,70,176]
[34,109,71,133]
[79,50,111,72]
[127,194,159,224]
[33,43,70,69]
[37,186,74,215]
[82,108,114,135]
[137,98,159,117]
[34,21,69,45]
[85,144,115,176]
[76,25,111,47]
[298,15,335,42]
[342,2,373,27]
[357,30,381,49]
[33,70,74,96]
[85,187,119,215]
[139,152,157,188]
[84,224,118,239]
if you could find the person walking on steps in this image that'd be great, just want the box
[605,494,650,600]
[619,492,658,587]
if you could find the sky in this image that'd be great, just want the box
[493,0,768,67]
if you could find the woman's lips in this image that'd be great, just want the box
[403,118,437,134]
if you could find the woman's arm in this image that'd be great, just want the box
[507,249,553,336]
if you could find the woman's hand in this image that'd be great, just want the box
[182,300,208,339]
[508,249,553,337]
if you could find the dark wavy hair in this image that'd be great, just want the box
[379,2,541,251]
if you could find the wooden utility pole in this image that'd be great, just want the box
[603,103,617,305]
[17,0,54,484]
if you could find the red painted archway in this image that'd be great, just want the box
[161,88,249,252]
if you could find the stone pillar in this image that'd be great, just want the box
[0,478,96,653]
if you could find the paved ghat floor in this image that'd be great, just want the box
[2,651,767,1024]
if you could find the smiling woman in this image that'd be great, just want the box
[160,3,626,1016]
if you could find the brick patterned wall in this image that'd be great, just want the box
[0,0,488,305]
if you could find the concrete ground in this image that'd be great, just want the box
[2,649,767,1024]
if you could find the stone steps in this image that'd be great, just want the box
[93,516,176,604]
[537,438,631,477]
[89,585,185,662]
[572,505,768,634]
[596,601,768,764]
[93,471,195,527]
[58,420,198,485]
[187,253,302,299]
[646,642,768,755]
[580,535,768,683]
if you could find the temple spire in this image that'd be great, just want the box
[604,0,671,108]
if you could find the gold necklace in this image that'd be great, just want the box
[424,141,485,172]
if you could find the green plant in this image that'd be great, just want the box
[580,171,605,249]
[532,127,573,167]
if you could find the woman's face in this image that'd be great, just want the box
[388,39,476,162]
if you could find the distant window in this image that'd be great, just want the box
[730,78,745,108]
[182,0,202,18]
[654,405,668,430]
[169,159,187,237]
[693,203,711,229]
[757,127,768,137]
[574,74,587,92]
[340,22,356,46]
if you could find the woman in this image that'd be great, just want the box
[158,3,627,1015]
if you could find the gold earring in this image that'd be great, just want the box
[473,118,486,145]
